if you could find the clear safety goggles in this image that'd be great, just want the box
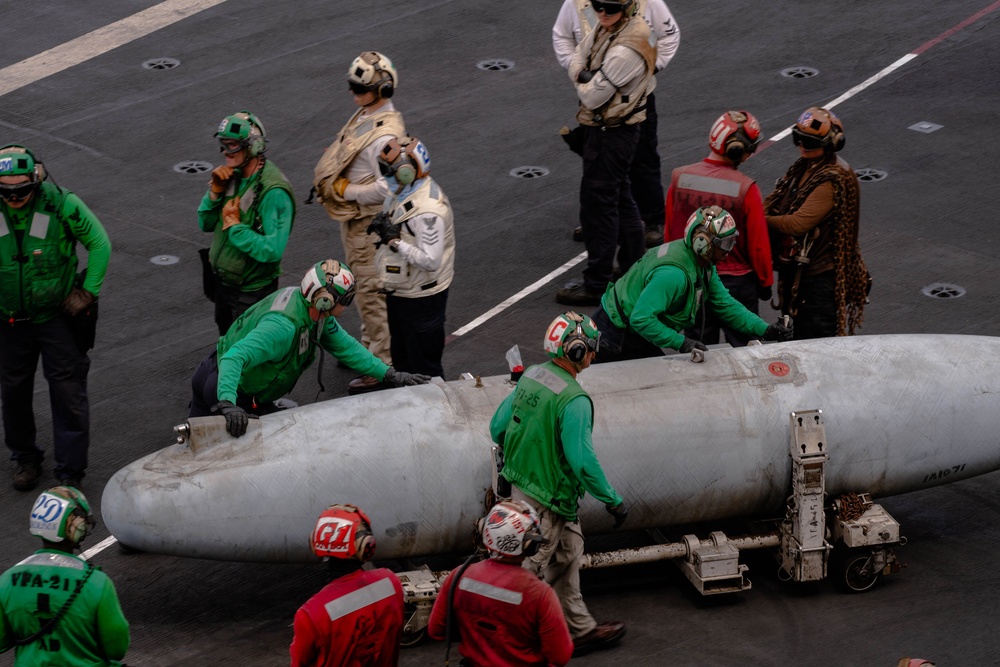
[218,139,247,156]
[713,231,739,253]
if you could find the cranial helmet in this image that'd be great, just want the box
[481,500,546,559]
[708,110,762,163]
[377,136,430,186]
[0,145,41,179]
[310,504,376,562]
[347,51,398,99]
[792,107,845,152]
[684,205,739,260]
[29,486,95,545]
[214,111,267,157]
[544,311,601,363]
[300,259,357,312]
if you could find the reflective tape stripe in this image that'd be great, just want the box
[676,173,741,198]
[17,553,85,570]
[525,365,567,395]
[323,577,396,621]
[458,577,523,605]
[30,212,50,238]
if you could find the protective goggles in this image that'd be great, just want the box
[0,181,35,201]
[791,128,827,151]
[713,231,739,253]
[585,331,602,355]
[377,158,397,178]
[591,0,627,14]
[218,139,247,156]
[336,284,357,308]
[348,81,372,95]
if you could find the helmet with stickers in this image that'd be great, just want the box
[481,500,546,559]
[683,205,739,260]
[214,111,267,157]
[792,107,845,152]
[544,311,601,363]
[310,504,376,562]
[708,110,762,163]
[377,136,430,186]
[29,486,95,545]
[300,259,357,312]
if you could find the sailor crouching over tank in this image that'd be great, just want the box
[188,260,431,437]
[0,486,129,666]
[594,205,793,362]
[491,312,629,657]
[428,499,573,666]
[290,504,404,667]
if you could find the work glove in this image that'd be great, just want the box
[209,166,235,195]
[762,318,794,341]
[332,177,350,198]
[212,400,251,437]
[576,69,594,84]
[383,367,433,387]
[606,500,629,529]
[222,197,241,230]
[679,337,708,354]
[756,284,772,302]
[366,211,401,249]
[61,288,95,317]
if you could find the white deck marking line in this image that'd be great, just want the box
[0,0,227,98]
[449,252,587,339]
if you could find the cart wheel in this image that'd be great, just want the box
[834,550,881,593]
[400,627,427,648]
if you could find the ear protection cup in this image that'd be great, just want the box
[720,111,760,163]
[65,509,88,545]
[564,333,588,363]
[691,229,712,258]
[394,158,417,185]
[312,286,335,312]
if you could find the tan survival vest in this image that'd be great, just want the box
[313,108,405,222]
[576,14,656,127]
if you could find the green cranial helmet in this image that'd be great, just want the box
[684,205,739,260]
[0,145,38,179]
[29,486,95,545]
[544,311,601,362]
[214,111,267,157]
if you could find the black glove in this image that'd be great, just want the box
[606,501,628,529]
[576,69,594,84]
[383,367,433,387]
[756,284,772,302]
[212,400,249,437]
[679,337,708,354]
[763,318,794,341]
[366,212,400,249]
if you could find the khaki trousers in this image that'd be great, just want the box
[339,215,391,364]
[513,486,597,638]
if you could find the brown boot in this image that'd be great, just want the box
[572,621,627,657]
[13,462,42,492]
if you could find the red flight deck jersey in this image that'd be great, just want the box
[428,559,573,667]
[290,568,404,667]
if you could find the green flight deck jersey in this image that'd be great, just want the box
[0,550,129,667]
[216,286,389,405]
[601,240,768,350]
[491,361,622,521]
[0,182,111,324]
